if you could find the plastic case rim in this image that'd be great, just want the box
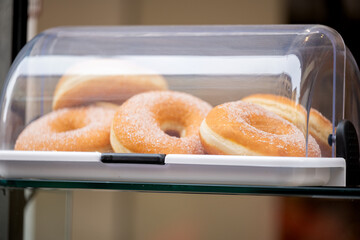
[0,151,346,187]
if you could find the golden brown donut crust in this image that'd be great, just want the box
[242,94,332,157]
[15,104,117,152]
[52,59,168,110]
[200,101,320,157]
[111,91,212,154]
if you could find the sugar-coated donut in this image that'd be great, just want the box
[110,91,212,154]
[242,94,332,157]
[15,104,117,152]
[52,59,168,110]
[200,101,321,157]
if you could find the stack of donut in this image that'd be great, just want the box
[14,59,212,154]
[199,95,332,157]
[15,59,332,157]
[241,94,332,157]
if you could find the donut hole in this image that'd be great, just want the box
[50,116,86,133]
[58,123,79,132]
[248,117,290,135]
[164,129,181,138]
[52,121,80,133]
[161,122,186,138]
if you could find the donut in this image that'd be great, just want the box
[52,59,168,110]
[242,94,332,157]
[110,91,212,154]
[199,101,321,157]
[15,104,117,152]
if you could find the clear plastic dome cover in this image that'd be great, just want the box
[1,25,359,158]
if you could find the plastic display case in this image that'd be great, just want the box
[0,25,360,192]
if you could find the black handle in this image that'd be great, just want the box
[332,120,360,187]
[101,153,166,165]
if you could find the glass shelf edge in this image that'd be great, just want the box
[1,179,360,199]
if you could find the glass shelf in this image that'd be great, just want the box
[1,179,360,199]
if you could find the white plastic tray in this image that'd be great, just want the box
[0,151,346,187]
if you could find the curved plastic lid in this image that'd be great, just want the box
[1,25,358,158]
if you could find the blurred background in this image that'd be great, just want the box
[1,0,360,90]
[1,0,360,240]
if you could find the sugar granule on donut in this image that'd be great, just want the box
[15,105,117,152]
[242,94,332,157]
[200,101,321,157]
[110,91,212,154]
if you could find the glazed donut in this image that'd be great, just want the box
[110,91,212,154]
[15,104,117,152]
[200,101,321,157]
[52,59,168,110]
[242,94,332,157]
